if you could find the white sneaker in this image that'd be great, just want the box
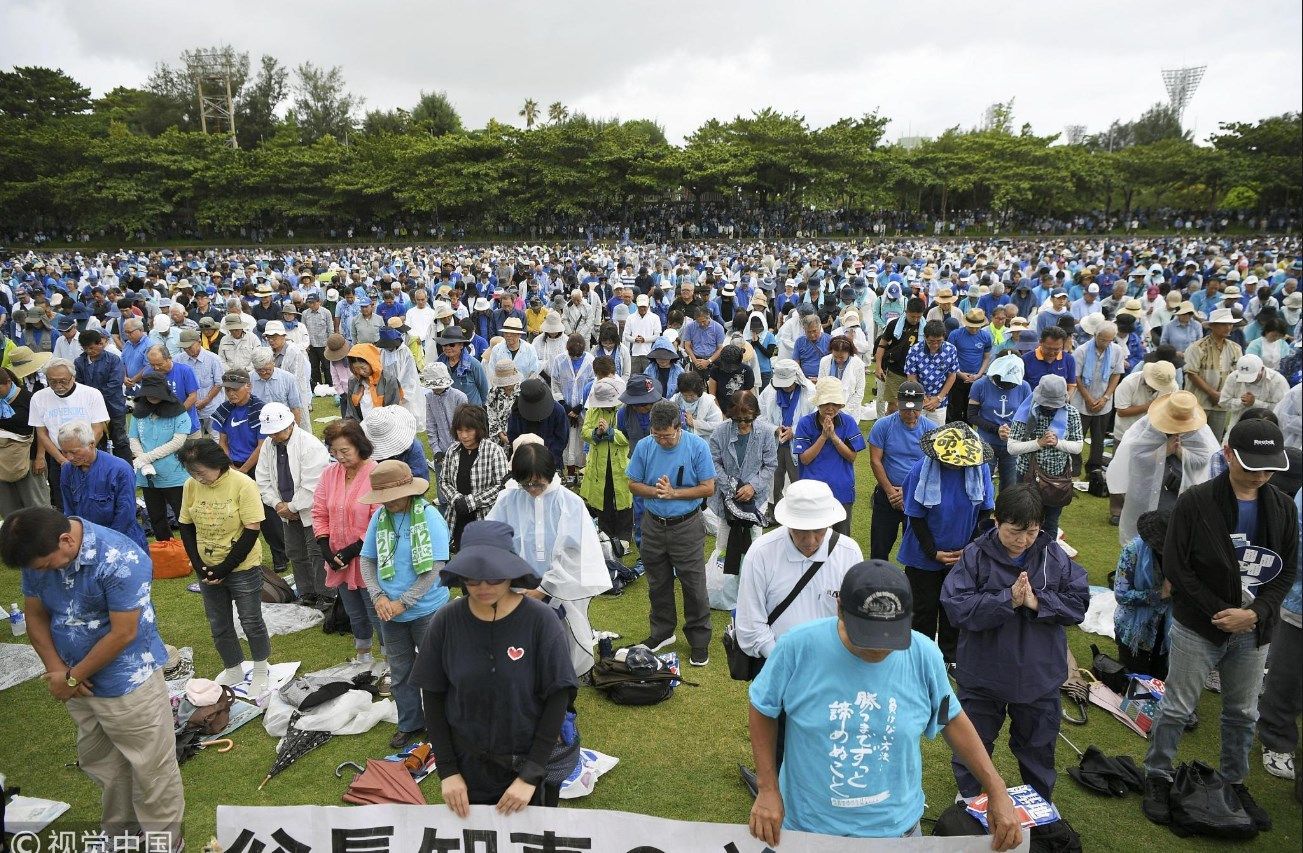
[214,666,244,687]
[352,651,374,666]
[248,664,269,699]
[1262,750,1295,780]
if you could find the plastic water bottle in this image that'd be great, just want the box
[9,603,26,637]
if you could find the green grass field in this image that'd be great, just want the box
[1,395,1298,851]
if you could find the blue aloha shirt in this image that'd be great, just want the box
[20,519,166,698]
[903,340,960,402]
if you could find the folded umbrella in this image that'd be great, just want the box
[342,759,425,805]
[259,712,332,789]
[1066,746,1129,797]
[1060,646,1090,725]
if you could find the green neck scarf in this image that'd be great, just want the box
[375,496,434,581]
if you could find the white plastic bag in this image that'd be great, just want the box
[705,546,739,611]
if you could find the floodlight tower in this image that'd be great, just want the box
[1161,66,1206,124]
[189,50,238,148]
[1064,125,1087,145]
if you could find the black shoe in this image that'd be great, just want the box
[737,763,759,799]
[689,648,709,667]
[298,594,319,608]
[1142,776,1172,825]
[1232,783,1272,831]
[389,728,425,750]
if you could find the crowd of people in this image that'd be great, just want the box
[0,233,1298,848]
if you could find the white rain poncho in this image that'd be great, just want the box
[487,478,612,675]
[1107,415,1219,544]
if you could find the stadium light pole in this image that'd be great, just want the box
[1161,66,1206,124]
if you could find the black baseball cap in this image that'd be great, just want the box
[897,381,925,411]
[839,561,913,651]
[1228,419,1288,472]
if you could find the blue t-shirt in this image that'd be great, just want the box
[1235,499,1258,541]
[163,363,201,433]
[947,327,994,374]
[897,460,995,571]
[625,429,716,517]
[968,377,1032,440]
[20,521,166,698]
[868,413,927,487]
[128,411,194,488]
[749,619,959,839]
[1021,350,1076,391]
[360,501,451,621]
[211,397,265,465]
[793,411,866,504]
[752,331,778,374]
[793,334,831,378]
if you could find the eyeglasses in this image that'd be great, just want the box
[518,479,549,492]
[734,417,755,424]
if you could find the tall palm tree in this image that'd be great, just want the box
[547,102,569,124]
[519,98,539,129]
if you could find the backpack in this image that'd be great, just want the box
[602,558,629,597]
[1030,819,1083,853]
[1086,468,1110,498]
[589,649,689,706]
[185,685,235,736]
[321,596,352,635]
[1169,760,1257,840]
[259,565,295,604]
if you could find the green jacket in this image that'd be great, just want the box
[579,405,631,511]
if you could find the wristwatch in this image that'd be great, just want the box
[65,671,79,688]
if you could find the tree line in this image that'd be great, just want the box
[0,53,1298,241]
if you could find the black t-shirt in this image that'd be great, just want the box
[877,319,921,374]
[710,363,755,399]
[412,596,577,797]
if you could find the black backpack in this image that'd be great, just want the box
[1169,760,1257,840]
[321,596,352,635]
[1030,818,1082,853]
[589,649,692,705]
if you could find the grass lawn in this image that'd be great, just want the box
[1,395,1298,851]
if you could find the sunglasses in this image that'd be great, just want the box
[463,578,509,587]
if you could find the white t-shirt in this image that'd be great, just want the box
[28,384,110,432]
[734,527,864,658]
[405,305,436,341]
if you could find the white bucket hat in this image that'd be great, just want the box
[811,375,846,407]
[258,401,296,435]
[585,376,624,409]
[771,358,804,389]
[361,405,419,460]
[773,480,846,530]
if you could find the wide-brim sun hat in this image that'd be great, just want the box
[770,358,803,389]
[963,308,987,328]
[516,377,556,421]
[362,405,419,460]
[324,333,350,361]
[1079,312,1107,337]
[435,327,469,346]
[222,314,254,331]
[491,359,523,388]
[585,376,624,409]
[811,375,846,407]
[772,479,845,530]
[438,520,540,589]
[500,317,525,334]
[919,422,994,467]
[1140,361,1178,394]
[5,346,52,380]
[1147,390,1207,434]
[1203,307,1246,327]
[358,458,429,504]
[422,361,453,390]
[540,312,564,334]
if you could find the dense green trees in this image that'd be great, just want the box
[0,61,1297,240]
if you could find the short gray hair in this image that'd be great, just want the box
[56,420,95,448]
[251,347,275,367]
[1096,321,1118,338]
[146,344,171,361]
[122,318,144,333]
[649,400,680,431]
[43,357,75,378]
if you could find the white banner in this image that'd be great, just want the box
[217,804,1026,852]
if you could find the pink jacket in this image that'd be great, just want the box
[311,459,379,590]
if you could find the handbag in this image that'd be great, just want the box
[1024,449,1074,508]
[0,435,33,483]
[1169,760,1257,840]
[722,531,840,681]
[1089,643,1129,694]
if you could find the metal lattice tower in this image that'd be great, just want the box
[1161,66,1206,122]
[1064,124,1087,145]
[189,51,238,148]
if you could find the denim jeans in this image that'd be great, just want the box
[1144,621,1268,784]
[199,566,271,668]
[379,611,435,732]
[338,584,381,647]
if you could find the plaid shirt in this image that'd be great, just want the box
[1010,406,1083,477]
[438,438,509,520]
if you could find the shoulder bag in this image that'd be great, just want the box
[722,531,841,681]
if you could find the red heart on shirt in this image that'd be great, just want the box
[506,646,525,662]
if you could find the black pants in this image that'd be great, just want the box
[469,781,560,807]
[44,451,62,508]
[308,345,328,387]
[905,565,957,663]
[946,378,972,424]
[1079,413,1109,474]
[1118,643,1169,681]
[261,504,288,569]
[832,502,854,536]
[100,415,134,464]
[869,485,906,560]
[952,685,1060,801]
[142,486,184,541]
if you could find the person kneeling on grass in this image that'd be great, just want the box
[748,559,1022,848]
[941,483,1089,802]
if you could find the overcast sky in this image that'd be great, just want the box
[4,0,1300,144]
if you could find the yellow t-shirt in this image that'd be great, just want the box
[178,469,266,571]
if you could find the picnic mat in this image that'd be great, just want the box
[234,602,323,638]
[0,642,43,691]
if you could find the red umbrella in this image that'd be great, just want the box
[342,759,426,805]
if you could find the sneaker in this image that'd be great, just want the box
[389,728,425,750]
[1205,669,1221,692]
[689,649,709,667]
[640,635,676,652]
[214,666,245,687]
[298,594,319,608]
[1262,749,1296,780]
[1231,783,1272,831]
[1141,776,1172,825]
[377,674,392,698]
